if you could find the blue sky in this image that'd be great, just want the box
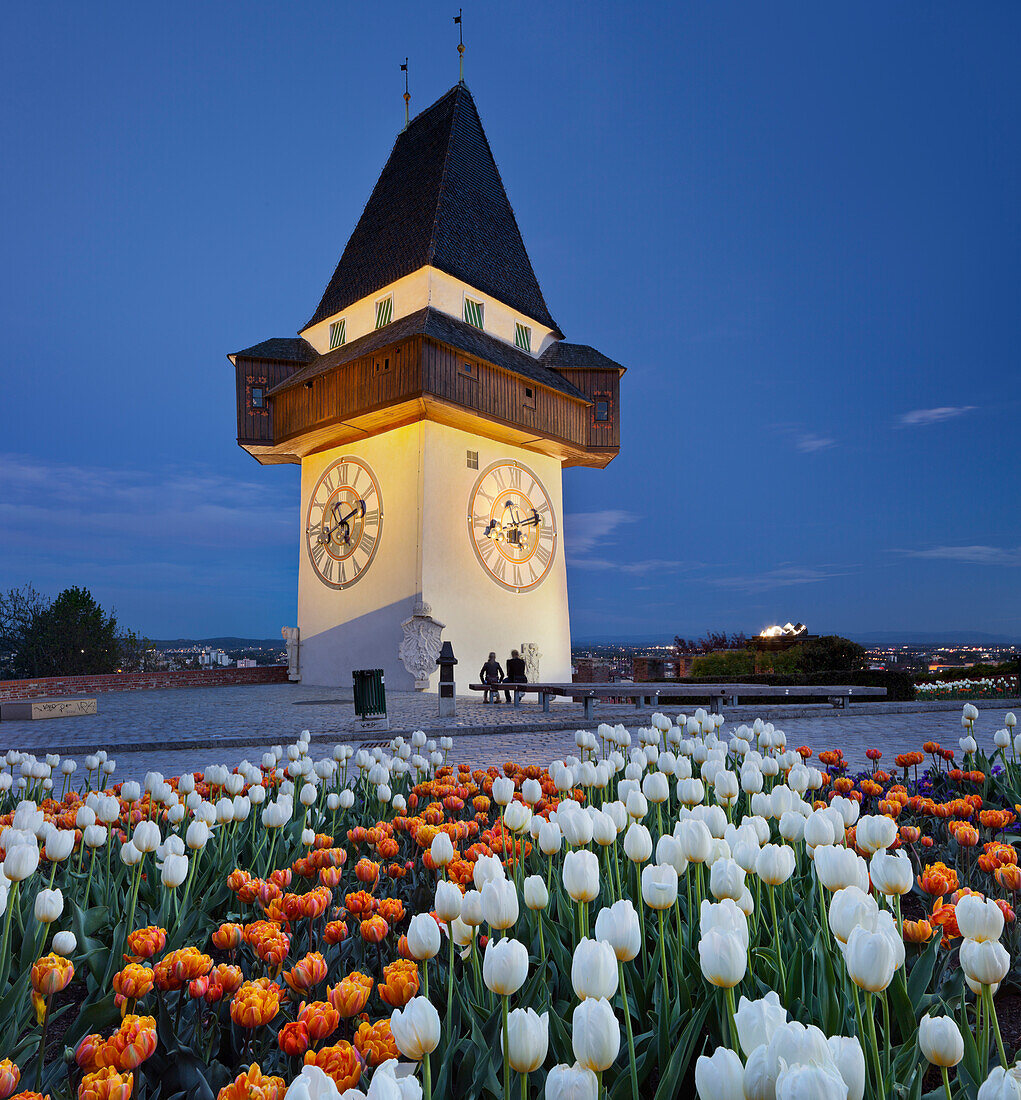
[1,2,1019,641]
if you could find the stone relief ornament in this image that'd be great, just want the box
[281,627,301,681]
[522,642,541,682]
[399,602,446,690]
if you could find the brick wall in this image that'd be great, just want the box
[0,665,289,701]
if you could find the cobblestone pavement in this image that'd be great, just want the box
[1,682,1017,782]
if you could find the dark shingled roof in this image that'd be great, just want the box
[231,338,318,363]
[303,84,562,338]
[269,308,588,402]
[539,342,626,375]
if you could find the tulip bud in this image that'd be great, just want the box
[695,1046,745,1100]
[435,880,463,923]
[960,938,1010,987]
[571,997,620,1072]
[623,823,652,864]
[918,1014,964,1068]
[390,996,441,1060]
[545,1064,598,1100]
[161,853,189,889]
[595,899,641,962]
[571,938,618,1000]
[482,878,520,930]
[503,1008,549,1074]
[563,850,600,903]
[641,863,678,910]
[52,930,77,956]
[407,913,441,960]
[523,876,549,911]
[430,832,454,868]
[35,888,63,924]
[483,937,528,996]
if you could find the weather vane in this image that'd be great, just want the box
[401,58,410,129]
[454,9,465,83]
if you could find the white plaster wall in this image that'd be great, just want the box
[297,423,425,690]
[297,419,572,696]
[301,267,556,360]
[419,421,572,695]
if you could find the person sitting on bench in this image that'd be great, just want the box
[479,652,505,703]
[504,649,527,703]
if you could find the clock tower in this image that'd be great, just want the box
[230,83,624,692]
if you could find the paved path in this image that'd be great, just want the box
[0,682,1017,782]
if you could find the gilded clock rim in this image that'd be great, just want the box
[466,459,557,593]
[305,455,384,590]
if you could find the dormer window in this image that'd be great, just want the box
[251,387,265,408]
[514,323,532,352]
[375,295,393,329]
[329,319,346,349]
[463,296,485,330]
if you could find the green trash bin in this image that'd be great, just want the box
[352,669,387,719]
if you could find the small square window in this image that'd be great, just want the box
[329,319,346,349]
[523,385,536,410]
[595,400,610,422]
[514,323,531,352]
[460,360,476,378]
[464,297,485,330]
[251,387,264,408]
[466,450,479,470]
[375,295,393,329]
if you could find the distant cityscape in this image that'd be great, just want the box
[139,635,1019,680]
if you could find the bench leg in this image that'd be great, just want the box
[514,691,522,708]
[542,693,550,714]
[584,697,594,721]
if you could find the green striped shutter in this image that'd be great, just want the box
[329,319,346,349]
[514,323,531,351]
[463,297,484,329]
[375,296,393,329]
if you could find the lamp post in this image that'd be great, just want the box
[437,642,457,718]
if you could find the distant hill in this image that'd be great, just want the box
[151,637,284,649]
[849,631,1021,647]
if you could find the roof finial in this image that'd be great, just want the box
[401,58,410,129]
[454,9,465,83]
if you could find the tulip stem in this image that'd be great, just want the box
[985,984,1008,1069]
[657,910,669,1002]
[0,881,19,991]
[940,1066,952,1100]
[864,992,885,1100]
[767,884,787,1003]
[880,987,891,1081]
[724,986,738,1054]
[423,1050,432,1100]
[502,994,511,1100]
[521,1070,528,1100]
[446,921,455,1027]
[618,961,640,1100]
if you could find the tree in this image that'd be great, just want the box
[0,585,48,678]
[20,587,119,678]
[793,635,866,673]
[674,632,748,655]
[117,629,160,672]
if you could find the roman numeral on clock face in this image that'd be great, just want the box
[306,457,383,589]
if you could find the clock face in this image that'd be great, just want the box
[305,457,383,589]
[467,460,557,592]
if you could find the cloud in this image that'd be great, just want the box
[794,433,836,453]
[563,510,697,576]
[899,406,976,427]
[896,545,1021,566]
[708,565,856,592]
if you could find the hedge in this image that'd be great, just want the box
[647,669,916,704]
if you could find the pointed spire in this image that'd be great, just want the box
[454,9,465,83]
[401,59,410,130]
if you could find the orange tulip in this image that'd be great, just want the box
[212,923,243,951]
[919,862,958,896]
[78,1067,132,1100]
[355,858,379,884]
[0,1059,20,1100]
[360,916,389,944]
[216,1063,287,1100]
[298,1000,340,1043]
[75,1035,104,1074]
[996,865,1021,892]
[378,898,406,925]
[283,952,328,994]
[98,1015,158,1071]
[930,899,960,942]
[327,973,373,1018]
[277,1021,310,1058]
[125,927,166,962]
[322,921,348,945]
[230,979,282,1029]
[903,919,933,944]
[112,965,154,1003]
[152,947,212,991]
[377,959,419,1009]
[303,1042,362,1091]
[31,954,74,996]
[353,1019,400,1067]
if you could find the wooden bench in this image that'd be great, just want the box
[468,682,886,720]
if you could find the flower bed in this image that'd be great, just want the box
[916,677,1018,700]
[0,706,1020,1099]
